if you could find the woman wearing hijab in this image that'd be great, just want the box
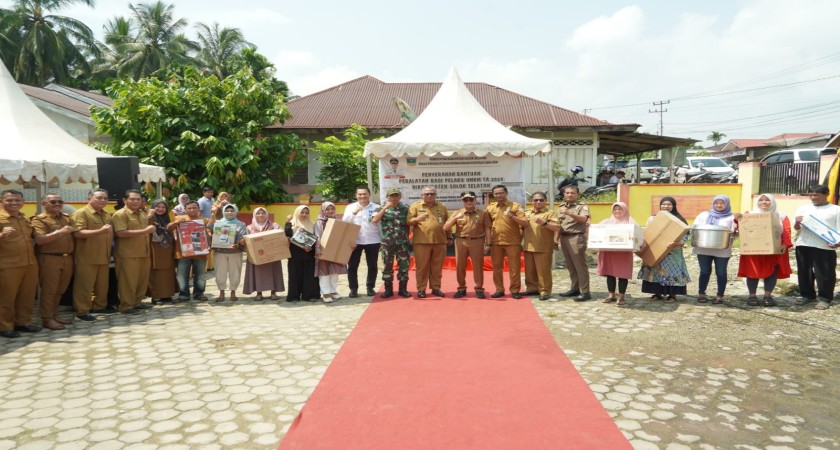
[147,199,179,304]
[211,191,232,219]
[598,202,637,306]
[692,195,738,304]
[314,202,347,303]
[737,194,791,306]
[637,197,691,303]
[243,207,285,301]
[172,193,190,216]
[212,204,247,301]
[285,205,320,302]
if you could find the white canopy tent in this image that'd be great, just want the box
[0,62,166,186]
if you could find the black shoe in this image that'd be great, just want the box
[417,291,427,298]
[511,293,522,299]
[349,290,358,298]
[398,281,411,298]
[135,303,154,310]
[522,291,540,296]
[431,289,444,297]
[476,292,486,299]
[453,291,467,298]
[91,307,117,316]
[366,287,377,297]
[1,331,21,338]
[75,314,96,322]
[490,292,505,298]
[539,295,551,301]
[574,293,592,302]
[122,308,140,315]
[559,290,580,297]
[14,325,41,333]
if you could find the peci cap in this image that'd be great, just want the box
[389,158,399,164]
[386,187,401,196]
[460,191,477,199]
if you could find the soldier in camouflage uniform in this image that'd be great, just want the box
[372,187,411,298]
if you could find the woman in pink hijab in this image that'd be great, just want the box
[242,207,285,300]
[597,202,638,306]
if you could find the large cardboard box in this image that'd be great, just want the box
[319,218,360,265]
[739,212,782,255]
[587,223,644,251]
[243,229,291,265]
[801,214,840,245]
[639,211,690,266]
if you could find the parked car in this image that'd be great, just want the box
[625,158,663,183]
[759,148,836,164]
[685,157,736,176]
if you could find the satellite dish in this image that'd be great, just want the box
[392,97,417,124]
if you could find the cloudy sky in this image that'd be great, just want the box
[61,0,840,146]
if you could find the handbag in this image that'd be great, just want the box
[290,228,317,250]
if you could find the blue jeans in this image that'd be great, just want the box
[697,254,729,296]
[177,258,207,298]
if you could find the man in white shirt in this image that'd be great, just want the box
[608,171,624,184]
[342,186,381,297]
[793,184,840,310]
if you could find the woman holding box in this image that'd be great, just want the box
[285,205,320,302]
[212,204,247,301]
[692,195,738,304]
[637,197,690,303]
[243,207,285,301]
[314,202,347,303]
[147,199,179,304]
[737,194,791,306]
[598,202,637,306]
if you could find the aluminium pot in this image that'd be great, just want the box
[691,224,732,249]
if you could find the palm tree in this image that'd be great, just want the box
[194,22,252,79]
[0,0,99,86]
[86,16,133,89]
[707,131,727,146]
[115,1,197,80]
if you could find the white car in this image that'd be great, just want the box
[685,157,736,176]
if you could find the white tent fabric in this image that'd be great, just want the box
[0,63,166,184]
[364,67,552,158]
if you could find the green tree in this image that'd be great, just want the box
[707,131,727,146]
[194,22,252,80]
[227,47,289,97]
[91,66,306,204]
[313,124,378,202]
[0,0,99,86]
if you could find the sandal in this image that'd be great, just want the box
[254,294,264,301]
[649,294,663,301]
[270,294,281,300]
[763,296,776,307]
[603,297,617,304]
[697,295,708,303]
[712,296,724,305]
[616,299,626,306]
[815,300,831,310]
[665,296,677,303]
[747,296,760,306]
[795,298,815,306]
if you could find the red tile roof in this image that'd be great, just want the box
[765,133,829,140]
[730,139,769,148]
[270,75,637,130]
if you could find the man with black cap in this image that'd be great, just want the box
[372,187,411,298]
[444,191,491,298]
[384,158,404,179]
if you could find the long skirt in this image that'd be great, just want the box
[243,260,285,294]
[148,242,178,299]
[288,246,319,301]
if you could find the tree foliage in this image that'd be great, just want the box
[707,131,727,146]
[91,66,306,205]
[313,124,378,202]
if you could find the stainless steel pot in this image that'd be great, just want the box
[691,224,732,249]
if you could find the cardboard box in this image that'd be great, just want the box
[739,212,782,255]
[243,229,291,265]
[801,214,840,245]
[211,222,238,249]
[587,223,644,251]
[177,220,210,257]
[639,211,690,266]
[319,218,361,265]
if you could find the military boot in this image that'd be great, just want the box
[398,280,411,298]
[381,282,394,299]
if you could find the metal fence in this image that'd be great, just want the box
[758,161,820,195]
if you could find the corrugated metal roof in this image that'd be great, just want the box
[270,75,637,130]
[19,83,111,117]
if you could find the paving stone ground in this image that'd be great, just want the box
[1,254,839,449]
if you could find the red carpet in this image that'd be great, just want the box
[278,271,630,450]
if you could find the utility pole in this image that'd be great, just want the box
[649,100,669,135]
[582,108,591,116]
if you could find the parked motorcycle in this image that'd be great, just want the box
[555,165,592,200]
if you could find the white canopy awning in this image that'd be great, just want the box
[0,63,166,185]
[364,67,551,158]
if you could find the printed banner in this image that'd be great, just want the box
[178,220,209,257]
[379,154,525,209]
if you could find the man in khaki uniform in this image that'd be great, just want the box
[0,189,40,338]
[407,186,449,298]
[112,189,156,314]
[556,186,592,301]
[71,189,113,322]
[443,191,491,299]
[31,194,75,330]
[486,184,526,299]
[510,191,559,301]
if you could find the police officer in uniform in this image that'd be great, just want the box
[407,186,449,298]
[31,194,75,330]
[444,191,491,298]
[71,189,114,322]
[112,189,156,314]
[372,187,411,298]
[556,186,592,301]
[0,189,40,338]
[486,184,526,299]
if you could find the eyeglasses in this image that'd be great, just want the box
[532,199,546,202]
[48,200,64,205]
[462,198,475,202]
[423,193,436,196]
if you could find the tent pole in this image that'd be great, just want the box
[156,180,163,200]
[36,181,45,214]
[366,154,374,194]
[548,144,555,210]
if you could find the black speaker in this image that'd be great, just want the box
[97,156,141,201]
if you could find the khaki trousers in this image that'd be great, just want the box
[413,243,446,291]
[37,254,73,321]
[524,251,554,295]
[73,264,109,315]
[455,238,485,292]
[116,257,151,312]
[560,234,590,294]
[491,244,522,294]
[0,264,38,331]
